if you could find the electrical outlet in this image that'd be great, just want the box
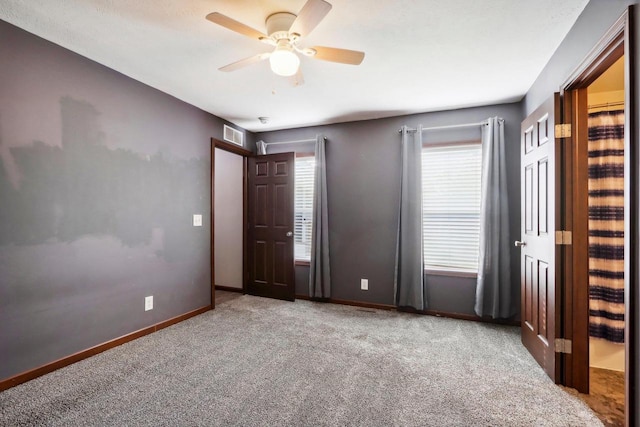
[361,279,368,291]
[145,295,153,311]
[193,214,203,227]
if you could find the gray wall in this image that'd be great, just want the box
[259,0,640,320]
[0,20,251,381]
[258,103,523,317]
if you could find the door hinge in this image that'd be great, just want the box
[555,123,571,138]
[555,338,572,354]
[555,230,572,245]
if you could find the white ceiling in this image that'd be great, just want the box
[1,0,589,132]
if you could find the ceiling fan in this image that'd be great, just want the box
[206,0,365,80]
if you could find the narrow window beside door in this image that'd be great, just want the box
[422,142,482,273]
[294,155,315,261]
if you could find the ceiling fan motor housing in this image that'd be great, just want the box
[266,12,297,39]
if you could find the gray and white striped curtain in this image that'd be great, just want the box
[588,109,625,343]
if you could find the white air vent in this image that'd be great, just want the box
[223,124,244,146]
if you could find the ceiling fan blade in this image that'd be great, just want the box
[219,53,271,72]
[289,0,332,37]
[309,46,365,65]
[206,12,269,42]
[288,69,305,87]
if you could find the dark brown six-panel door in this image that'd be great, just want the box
[520,95,560,382]
[247,152,295,301]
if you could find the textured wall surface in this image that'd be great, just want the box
[258,102,523,317]
[0,20,250,380]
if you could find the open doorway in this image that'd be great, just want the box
[581,55,626,426]
[210,138,252,307]
[556,8,638,425]
[211,137,297,304]
[214,147,245,291]
[555,10,638,425]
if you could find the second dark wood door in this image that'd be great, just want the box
[520,94,561,382]
[247,153,295,301]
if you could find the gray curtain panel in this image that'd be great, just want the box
[309,135,331,299]
[394,125,426,310]
[256,140,267,155]
[474,117,514,318]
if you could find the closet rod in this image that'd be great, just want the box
[264,137,324,146]
[587,101,625,110]
[399,120,488,133]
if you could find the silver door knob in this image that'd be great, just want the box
[514,241,526,247]
[286,231,293,237]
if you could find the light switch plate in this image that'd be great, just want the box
[145,296,153,311]
[193,214,203,227]
[361,279,368,291]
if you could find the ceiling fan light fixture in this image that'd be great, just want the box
[269,43,300,77]
[208,0,365,81]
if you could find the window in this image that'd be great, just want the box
[294,155,315,261]
[421,142,482,273]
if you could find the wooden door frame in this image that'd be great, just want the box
[210,138,252,307]
[558,7,639,425]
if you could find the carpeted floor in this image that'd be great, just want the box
[0,292,602,426]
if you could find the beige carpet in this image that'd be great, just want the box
[0,292,602,426]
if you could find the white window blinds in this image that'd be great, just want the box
[294,156,315,260]
[421,142,482,273]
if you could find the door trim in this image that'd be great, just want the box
[558,7,638,426]
[563,87,591,393]
[211,138,252,308]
